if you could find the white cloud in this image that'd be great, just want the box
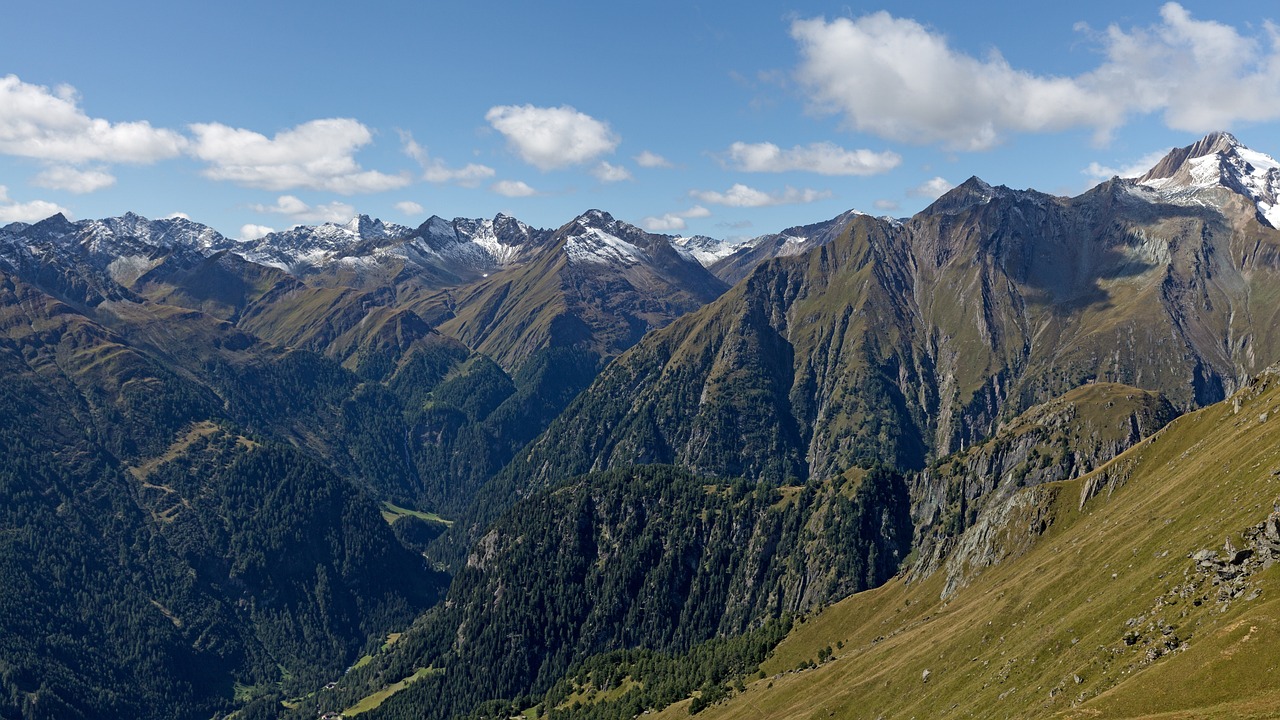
[634,150,673,168]
[486,104,619,170]
[790,4,1280,150]
[791,14,1114,150]
[424,161,495,186]
[250,195,356,224]
[907,177,954,199]
[400,131,495,187]
[642,214,687,232]
[189,119,410,194]
[32,165,116,193]
[0,185,68,223]
[394,200,424,216]
[591,161,632,182]
[640,205,712,232]
[724,141,901,175]
[1089,4,1280,132]
[0,75,187,164]
[690,183,831,207]
[1082,149,1171,182]
[164,212,190,220]
[873,199,901,212]
[239,223,276,241]
[491,179,539,197]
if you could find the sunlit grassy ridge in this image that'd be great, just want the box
[652,368,1280,719]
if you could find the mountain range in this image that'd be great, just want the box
[4,131,1280,719]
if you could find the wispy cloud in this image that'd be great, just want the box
[400,131,495,187]
[591,161,631,182]
[394,200,424,216]
[491,179,539,197]
[907,177,954,199]
[641,205,712,232]
[723,141,900,175]
[32,165,116,193]
[249,194,356,224]
[238,223,275,241]
[634,150,673,168]
[1082,149,1170,182]
[691,183,831,207]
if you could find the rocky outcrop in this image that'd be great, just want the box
[936,483,1060,599]
[912,383,1178,583]
[1099,502,1280,680]
[1185,507,1280,606]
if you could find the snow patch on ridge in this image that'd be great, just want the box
[775,235,810,257]
[1139,133,1280,228]
[565,227,647,266]
[670,235,756,266]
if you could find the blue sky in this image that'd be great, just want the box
[1,1,1278,240]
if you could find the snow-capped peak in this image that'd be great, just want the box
[88,212,231,252]
[564,210,650,266]
[234,215,413,272]
[1138,132,1280,227]
[670,235,753,266]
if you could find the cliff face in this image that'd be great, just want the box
[908,382,1178,587]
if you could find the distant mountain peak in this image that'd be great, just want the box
[1137,132,1240,184]
[670,234,754,266]
[923,176,1003,215]
[564,210,650,266]
[573,209,619,230]
[1138,131,1280,227]
[32,212,75,234]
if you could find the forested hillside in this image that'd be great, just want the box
[290,465,910,719]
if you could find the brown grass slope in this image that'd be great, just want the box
[655,367,1280,719]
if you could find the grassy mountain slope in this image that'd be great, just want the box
[131,248,297,322]
[504,178,1280,500]
[647,366,1280,719]
[439,211,728,375]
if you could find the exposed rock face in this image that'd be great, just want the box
[935,482,1060,599]
[910,383,1177,583]
[1100,502,1280,676]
